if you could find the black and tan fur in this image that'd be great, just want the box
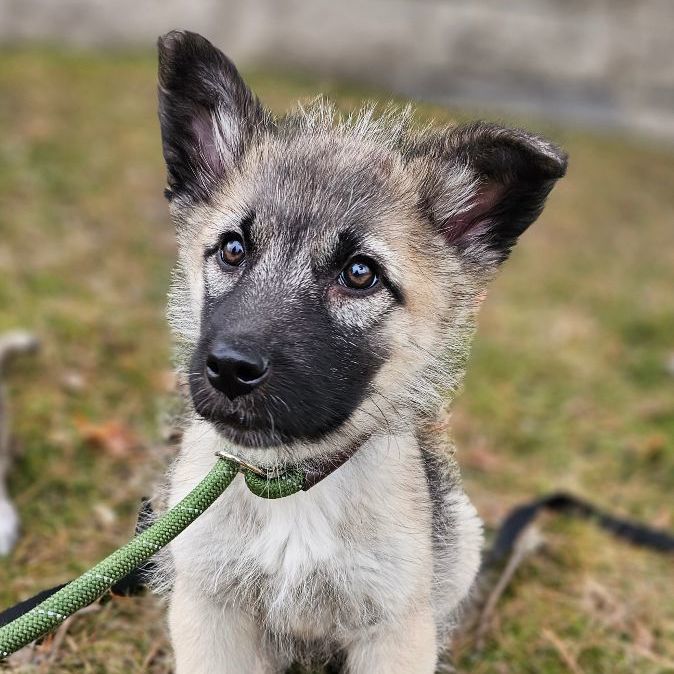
[157,31,567,673]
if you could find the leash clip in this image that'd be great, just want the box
[215,450,267,477]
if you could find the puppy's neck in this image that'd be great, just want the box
[188,416,422,478]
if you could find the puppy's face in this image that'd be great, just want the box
[158,32,566,455]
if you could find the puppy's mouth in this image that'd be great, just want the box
[190,387,288,447]
[213,409,287,448]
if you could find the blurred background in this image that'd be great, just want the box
[0,1,673,672]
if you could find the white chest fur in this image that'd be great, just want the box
[168,422,435,641]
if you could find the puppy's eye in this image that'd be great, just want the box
[219,233,245,267]
[339,257,379,290]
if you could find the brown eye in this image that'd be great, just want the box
[339,257,379,290]
[219,234,245,267]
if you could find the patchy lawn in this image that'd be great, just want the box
[0,49,673,673]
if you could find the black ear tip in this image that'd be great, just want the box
[555,149,569,178]
[157,31,187,78]
[157,30,225,90]
[505,128,568,181]
[447,121,568,183]
[535,140,568,180]
[158,30,186,54]
[157,30,214,59]
[157,30,232,88]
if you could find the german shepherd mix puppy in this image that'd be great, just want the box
[158,31,566,673]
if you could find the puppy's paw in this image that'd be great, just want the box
[0,498,20,556]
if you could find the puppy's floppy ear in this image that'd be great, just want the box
[157,31,270,202]
[411,121,567,267]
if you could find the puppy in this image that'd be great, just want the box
[0,331,38,556]
[157,31,566,673]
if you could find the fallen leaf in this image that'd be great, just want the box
[75,419,140,459]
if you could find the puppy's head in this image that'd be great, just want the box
[158,31,567,458]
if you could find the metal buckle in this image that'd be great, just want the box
[215,450,267,477]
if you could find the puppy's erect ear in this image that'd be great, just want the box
[411,121,567,267]
[157,31,269,202]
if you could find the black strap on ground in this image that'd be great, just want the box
[1,493,673,630]
[486,491,674,566]
[0,584,68,629]
[0,499,156,629]
[0,563,154,629]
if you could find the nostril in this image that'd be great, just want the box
[205,354,221,378]
[235,358,269,384]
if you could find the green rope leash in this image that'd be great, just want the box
[0,455,304,659]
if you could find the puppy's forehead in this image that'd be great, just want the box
[223,135,414,259]
[251,136,397,219]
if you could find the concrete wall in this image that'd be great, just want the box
[1,0,673,139]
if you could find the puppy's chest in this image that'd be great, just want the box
[173,468,430,636]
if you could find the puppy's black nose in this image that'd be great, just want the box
[206,342,270,399]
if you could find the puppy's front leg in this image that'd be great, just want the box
[346,607,438,674]
[170,577,279,674]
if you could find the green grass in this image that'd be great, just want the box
[1,48,673,673]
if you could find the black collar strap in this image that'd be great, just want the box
[300,442,364,489]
